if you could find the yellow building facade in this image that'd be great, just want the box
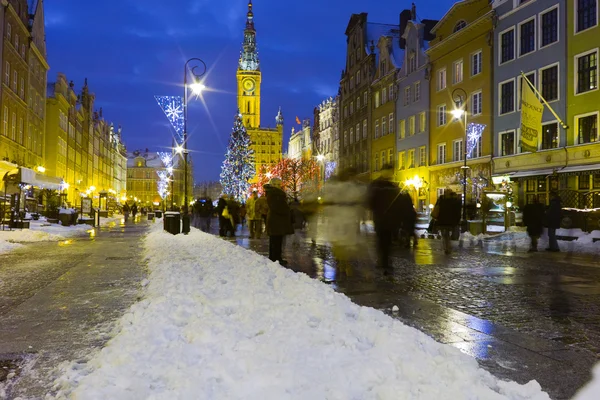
[565,0,600,207]
[0,0,48,178]
[371,36,399,181]
[426,0,494,205]
[236,1,283,181]
[46,74,127,207]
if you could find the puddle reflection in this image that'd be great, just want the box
[58,240,73,247]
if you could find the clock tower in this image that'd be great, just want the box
[237,0,261,129]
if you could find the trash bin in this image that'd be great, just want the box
[154,210,163,219]
[148,212,155,221]
[164,212,181,235]
[58,213,73,227]
[469,221,484,236]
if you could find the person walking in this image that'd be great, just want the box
[546,191,562,252]
[217,195,231,237]
[131,203,138,220]
[264,177,293,264]
[196,197,214,233]
[246,190,261,239]
[523,197,545,252]
[433,189,462,254]
[367,164,402,274]
[123,202,130,222]
[254,192,269,239]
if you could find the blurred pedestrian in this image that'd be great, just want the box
[131,203,138,219]
[265,178,294,264]
[246,190,261,239]
[217,195,232,237]
[546,191,562,252]
[123,202,130,222]
[399,191,418,248]
[322,168,365,277]
[433,189,462,254]
[368,164,402,273]
[196,197,214,233]
[255,193,269,238]
[227,197,240,237]
[523,197,545,252]
[240,203,247,227]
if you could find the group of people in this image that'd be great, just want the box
[122,202,138,222]
[523,191,562,252]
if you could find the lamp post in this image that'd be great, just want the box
[182,58,207,234]
[451,88,469,233]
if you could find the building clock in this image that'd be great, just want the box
[243,79,255,92]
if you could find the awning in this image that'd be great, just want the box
[510,169,556,179]
[3,167,63,190]
[557,165,600,177]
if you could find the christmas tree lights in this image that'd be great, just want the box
[220,112,255,202]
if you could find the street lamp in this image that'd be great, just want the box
[182,58,207,234]
[451,88,469,233]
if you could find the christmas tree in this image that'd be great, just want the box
[220,112,255,202]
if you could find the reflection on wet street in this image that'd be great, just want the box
[217,221,600,399]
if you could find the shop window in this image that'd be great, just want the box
[579,175,590,190]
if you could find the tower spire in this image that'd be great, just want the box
[239,0,259,71]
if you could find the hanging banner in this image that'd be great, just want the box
[155,96,185,144]
[520,79,543,153]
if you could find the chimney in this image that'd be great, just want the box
[399,9,412,49]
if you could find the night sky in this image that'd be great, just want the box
[44,0,456,182]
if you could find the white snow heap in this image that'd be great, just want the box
[50,224,550,399]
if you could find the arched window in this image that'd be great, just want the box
[453,20,467,32]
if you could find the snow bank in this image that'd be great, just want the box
[49,224,549,400]
[0,215,124,255]
[574,363,600,399]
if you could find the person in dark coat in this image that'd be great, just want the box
[216,195,231,237]
[433,189,462,254]
[265,177,294,264]
[226,197,240,237]
[522,197,545,252]
[546,191,562,252]
[196,197,214,233]
[367,164,402,273]
[399,191,418,248]
[131,203,138,219]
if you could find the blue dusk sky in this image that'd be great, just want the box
[44,0,456,182]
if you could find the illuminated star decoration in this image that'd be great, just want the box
[156,152,174,200]
[155,96,185,145]
[466,123,486,158]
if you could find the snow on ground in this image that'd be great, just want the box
[0,215,124,255]
[49,223,549,400]
[574,363,600,399]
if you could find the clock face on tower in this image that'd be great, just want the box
[243,79,255,92]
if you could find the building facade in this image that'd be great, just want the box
[565,0,600,208]
[340,13,381,180]
[0,0,48,178]
[492,0,568,207]
[236,1,283,180]
[126,151,163,206]
[315,96,340,180]
[396,8,437,211]
[287,120,312,161]
[370,35,401,181]
[426,0,494,205]
[46,75,127,207]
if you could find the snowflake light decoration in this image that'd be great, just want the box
[155,96,185,144]
[466,123,486,159]
[156,152,175,200]
[325,161,337,180]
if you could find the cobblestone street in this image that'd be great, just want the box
[217,222,600,399]
[0,219,148,399]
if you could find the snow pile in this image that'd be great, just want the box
[50,224,549,399]
[574,363,600,399]
[0,215,124,255]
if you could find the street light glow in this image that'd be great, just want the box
[189,82,205,96]
[175,145,184,154]
[36,166,46,173]
[451,108,465,119]
[316,154,325,162]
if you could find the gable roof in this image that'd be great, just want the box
[430,0,479,34]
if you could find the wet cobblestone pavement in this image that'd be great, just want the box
[0,218,148,399]
[216,222,600,399]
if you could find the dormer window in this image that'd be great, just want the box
[453,20,467,32]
